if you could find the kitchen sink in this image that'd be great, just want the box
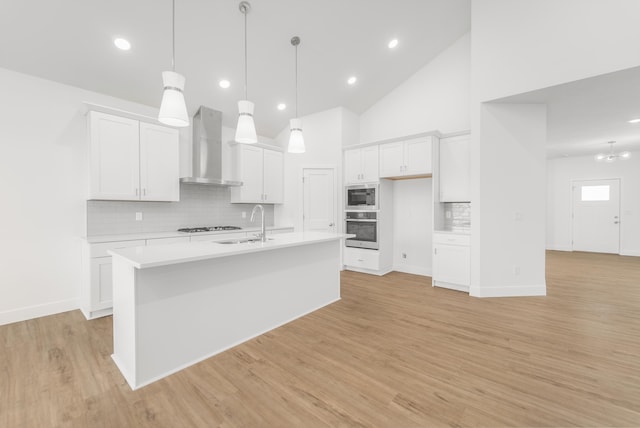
[215,237,274,244]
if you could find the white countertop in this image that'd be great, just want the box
[109,232,352,269]
[434,229,470,235]
[84,226,294,244]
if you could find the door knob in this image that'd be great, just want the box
[329,223,335,227]
[614,221,619,224]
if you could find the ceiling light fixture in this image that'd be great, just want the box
[114,38,131,51]
[277,103,286,111]
[219,79,231,89]
[158,0,189,127]
[595,141,631,162]
[628,118,640,124]
[288,36,305,154]
[235,1,257,144]
[388,38,398,49]
[347,76,357,85]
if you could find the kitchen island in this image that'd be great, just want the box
[109,232,348,390]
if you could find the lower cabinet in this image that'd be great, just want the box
[432,233,470,292]
[343,247,392,276]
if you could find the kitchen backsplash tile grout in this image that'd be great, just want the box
[87,184,274,236]
[443,202,471,232]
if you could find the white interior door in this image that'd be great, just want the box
[303,168,336,233]
[572,179,620,254]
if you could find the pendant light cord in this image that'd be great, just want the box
[244,7,248,100]
[172,0,176,71]
[295,43,298,118]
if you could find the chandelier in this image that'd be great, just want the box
[595,141,630,162]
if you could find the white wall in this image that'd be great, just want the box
[472,103,547,297]
[0,67,181,325]
[547,152,640,256]
[274,107,352,231]
[472,0,640,102]
[358,33,471,144]
[391,178,433,276]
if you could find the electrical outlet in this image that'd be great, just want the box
[445,211,452,219]
[402,253,407,259]
[514,211,523,221]
[513,265,521,276]
[135,212,143,221]
[241,211,247,219]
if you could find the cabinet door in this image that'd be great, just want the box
[89,112,140,200]
[139,122,180,202]
[90,257,114,311]
[440,135,470,202]
[433,244,470,286]
[263,149,284,203]
[344,149,362,184]
[379,142,404,178]
[231,145,264,203]
[361,146,379,182]
[404,137,432,176]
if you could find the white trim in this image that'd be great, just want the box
[546,245,572,252]
[344,130,443,151]
[620,250,640,257]
[393,265,432,277]
[343,266,393,276]
[0,298,80,326]
[469,284,546,298]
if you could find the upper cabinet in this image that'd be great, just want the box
[379,136,432,178]
[88,111,180,201]
[344,146,379,184]
[439,134,470,202]
[230,144,283,204]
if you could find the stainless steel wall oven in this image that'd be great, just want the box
[345,211,378,250]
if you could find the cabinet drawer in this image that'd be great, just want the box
[89,240,146,258]
[433,233,470,246]
[344,247,380,270]
[190,232,247,242]
[146,237,190,246]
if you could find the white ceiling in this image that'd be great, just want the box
[0,0,470,137]
[495,65,640,159]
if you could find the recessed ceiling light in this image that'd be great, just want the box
[628,118,640,123]
[219,79,231,89]
[347,76,357,85]
[114,38,131,51]
[277,103,286,111]
[388,39,398,49]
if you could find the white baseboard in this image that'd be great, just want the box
[546,245,572,252]
[392,264,432,277]
[0,298,80,326]
[620,250,640,257]
[470,283,546,298]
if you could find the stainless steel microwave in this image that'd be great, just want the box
[345,184,379,210]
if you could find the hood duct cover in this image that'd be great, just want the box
[180,106,242,186]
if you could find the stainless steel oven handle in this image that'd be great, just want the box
[345,219,377,222]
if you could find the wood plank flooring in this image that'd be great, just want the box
[2,251,640,427]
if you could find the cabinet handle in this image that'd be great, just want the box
[357,259,364,262]
[135,188,139,196]
[264,194,267,201]
[143,188,146,196]
[434,248,438,255]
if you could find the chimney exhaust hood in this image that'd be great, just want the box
[180,106,242,186]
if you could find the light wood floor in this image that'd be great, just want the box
[2,251,640,427]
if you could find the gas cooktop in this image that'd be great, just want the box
[177,226,242,233]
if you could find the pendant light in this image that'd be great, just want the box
[288,36,305,153]
[235,1,257,144]
[594,141,631,162]
[158,0,189,127]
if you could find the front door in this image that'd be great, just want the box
[572,179,621,254]
[303,168,336,233]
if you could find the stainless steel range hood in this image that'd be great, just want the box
[180,106,242,186]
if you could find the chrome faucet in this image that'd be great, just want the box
[250,204,267,242]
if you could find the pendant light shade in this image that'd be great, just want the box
[288,36,305,153]
[235,2,257,144]
[158,0,189,127]
[288,118,305,153]
[235,100,257,143]
[159,71,189,127]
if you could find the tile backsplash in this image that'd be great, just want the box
[87,184,274,236]
[443,202,471,232]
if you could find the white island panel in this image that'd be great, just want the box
[110,233,344,390]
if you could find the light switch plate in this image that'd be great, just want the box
[135,212,143,221]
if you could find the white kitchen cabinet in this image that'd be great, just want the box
[343,247,380,271]
[439,134,470,202]
[432,233,470,292]
[230,144,283,204]
[81,239,145,319]
[379,137,432,178]
[344,146,379,184]
[88,111,180,202]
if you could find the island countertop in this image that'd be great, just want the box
[108,232,352,269]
